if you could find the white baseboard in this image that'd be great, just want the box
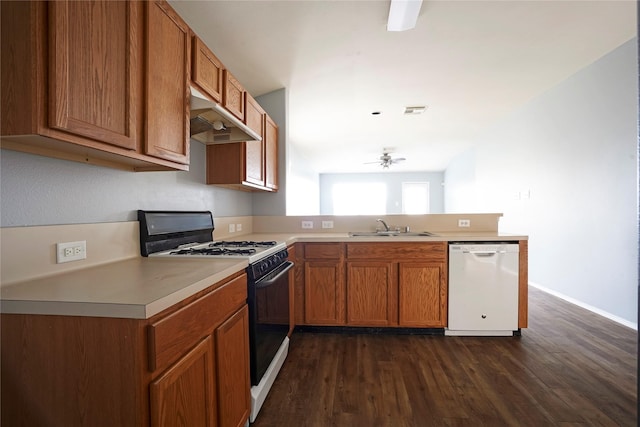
[529,282,638,331]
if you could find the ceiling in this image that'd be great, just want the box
[169,0,636,174]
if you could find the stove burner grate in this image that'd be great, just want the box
[209,241,277,248]
[170,247,257,256]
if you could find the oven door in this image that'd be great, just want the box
[247,260,294,385]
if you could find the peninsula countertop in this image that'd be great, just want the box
[1,231,527,319]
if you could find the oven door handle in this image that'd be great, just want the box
[255,261,294,289]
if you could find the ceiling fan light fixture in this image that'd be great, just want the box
[404,105,427,115]
[387,0,423,32]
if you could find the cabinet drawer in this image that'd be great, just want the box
[347,242,446,261]
[148,274,247,372]
[304,243,344,259]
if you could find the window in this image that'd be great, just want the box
[402,182,429,214]
[332,182,386,215]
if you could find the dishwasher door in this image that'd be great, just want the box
[446,243,519,336]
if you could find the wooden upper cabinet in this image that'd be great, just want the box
[265,114,279,190]
[145,0,190,165]
[48,0,139,150]
[192,36,224,103]
[224,70,245,121]
[0,0,191,171]
[244,94,265,187]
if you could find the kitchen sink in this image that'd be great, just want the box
[348,231,437,237]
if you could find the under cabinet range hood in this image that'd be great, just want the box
[189,87,261,144]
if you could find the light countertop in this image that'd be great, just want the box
[0,231,527,319]
[1,257,247,319]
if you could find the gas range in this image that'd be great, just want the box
[137,210,293,422]
[137,210,289,276]
[150,240,287,264]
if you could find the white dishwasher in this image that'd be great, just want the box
[446,242,519,336]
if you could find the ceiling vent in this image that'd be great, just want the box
[404,106,427,115]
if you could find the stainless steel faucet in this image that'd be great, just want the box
[376,219,390,232]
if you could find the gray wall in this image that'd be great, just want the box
[252,88,288,216]
[0,89,293,227]
[319,171,444,215]
[445,38,638,324]
[0,134,253,227]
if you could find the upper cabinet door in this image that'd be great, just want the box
[244,94,265,187]
[224,70,245,122]
[265,115,278,190]
[48,1,139,150]
[145,0,190,165]
[192,36,224,103]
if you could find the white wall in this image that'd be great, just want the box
[285,144,321,215]
[0,141,253,227]
[445,38,638,325]
[319,171,444,215]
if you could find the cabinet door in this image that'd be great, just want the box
[192,36,224,103]
[215,305,251,427]
[347,261,397,326]
[398,263,447,327]
[224,70,245,121]
[265,115,279,190]
[150,336,216,427]
[48,1,139,150]
[304,260,345,325]
[244,94,265,187]
[145,0,190,164]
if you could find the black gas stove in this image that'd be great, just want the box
[137,210,293,422]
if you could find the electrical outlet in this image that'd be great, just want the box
[321,221,334,229]
[458,219,471,228]
[236,223,242,232]
[301,221,313,229]
[56,241,86,263]
[228,224,236,233]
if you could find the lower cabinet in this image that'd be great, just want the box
[346,261,397,326]
[1,272,250,427]
[302,243,345,325]
[300,242,448,328]
[304,259,345,325]
[398,262,447,327]
[215,306,251,427]
[150,336,217,427]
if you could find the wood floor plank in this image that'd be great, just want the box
[252,286,637,426]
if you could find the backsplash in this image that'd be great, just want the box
[0,216,253,287]
[252,213,502,234]
[1,213,500,286]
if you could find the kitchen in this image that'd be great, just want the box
[1,0,637,426]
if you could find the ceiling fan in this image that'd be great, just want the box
[365,151,406,169]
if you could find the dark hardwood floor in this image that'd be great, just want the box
[252,286,637,426]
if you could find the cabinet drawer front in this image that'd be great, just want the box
[304,243,344,259]
[148,274,247,372]
[347,242,446,261]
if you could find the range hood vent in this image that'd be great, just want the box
[189,87,261,145]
